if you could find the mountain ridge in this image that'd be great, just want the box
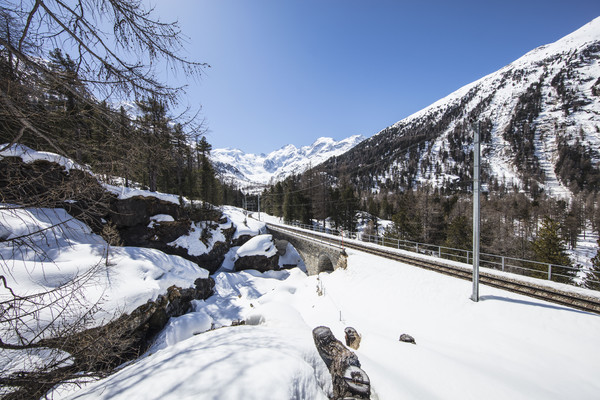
[316,16,600,200]
[212,135,364,188]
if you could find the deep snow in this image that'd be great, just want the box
[54,247,600,400]
[3,204,600,399]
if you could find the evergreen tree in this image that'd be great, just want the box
[136,97,171,192]
[338,184,359,232]
[196,136,217,205]
[532,217,576,283]
[386,191,421,242]
[584,239,600,291]
[445,215,472,250]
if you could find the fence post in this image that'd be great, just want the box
[438,247,441,258]
[467,251,469,265]
[502,256,505,272]
[548,264,552,280]
[416,243,419,253]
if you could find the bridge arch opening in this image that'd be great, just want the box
[317,254,334,273]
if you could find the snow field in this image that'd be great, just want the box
[58,247,600,400]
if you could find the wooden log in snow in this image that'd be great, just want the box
[313,326,370,399]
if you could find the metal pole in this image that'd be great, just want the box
[471,120,481,302]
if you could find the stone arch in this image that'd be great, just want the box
[317,253,335,273]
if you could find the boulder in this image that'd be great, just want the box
[234,254,280,272]
[234,234,281,272]
[399,333,416,344]
[110,195,181,227]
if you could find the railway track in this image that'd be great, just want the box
[267,223,600,315]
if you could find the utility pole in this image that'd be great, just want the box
[471,119,480,302]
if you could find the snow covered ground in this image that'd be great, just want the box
[51,221,600,399]
[1,174,599,399]
[0,207,209,333]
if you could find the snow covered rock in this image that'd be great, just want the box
[234,234,280,272]
[233,234,305,273]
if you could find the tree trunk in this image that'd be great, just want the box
[313,326,370,399]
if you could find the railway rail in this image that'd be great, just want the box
[267,223,600,315]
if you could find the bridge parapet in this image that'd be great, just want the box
[267,224,346,275]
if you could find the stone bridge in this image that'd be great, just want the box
[267,224,347,275]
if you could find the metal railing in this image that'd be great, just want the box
[280,221,598,288]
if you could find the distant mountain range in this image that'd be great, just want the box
[213,17,600,199]
[212,135,364,189]
[314,16,600,199]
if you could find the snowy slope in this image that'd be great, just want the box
[55,243,600,400]
[329,16,600,199]
[212,135,364,188]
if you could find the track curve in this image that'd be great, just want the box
[267,223,600,315]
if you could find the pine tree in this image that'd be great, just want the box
[339,184,359,232]
[196,136,217,205]
[532,217,576,283]
[585,239,600,291]
[136,97,171,192]
[445,215,472,250]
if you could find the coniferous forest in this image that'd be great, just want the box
[0,2,245,211]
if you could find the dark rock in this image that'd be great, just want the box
[399,333,416,344]
[194,277,216,300]
[232,234,253,247]
[234,254,280,273]
[152,220,193,243]
[110,195,181,227]
[274,239,289,255]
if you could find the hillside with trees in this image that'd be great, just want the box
[259,19,600,287]
[0,1,244,397]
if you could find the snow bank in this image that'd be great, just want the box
[236,234,277,258]
[0,143,85,173]
[221,206,266,238]
[103,183,184,205]
[0,206,208,333]
[61,325,329,400]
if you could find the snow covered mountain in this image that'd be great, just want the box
[212,135,364,188]
[319,17,600,199]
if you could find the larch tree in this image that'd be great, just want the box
[0,1,207,398]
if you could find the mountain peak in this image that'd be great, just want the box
[212,135,364,188]
[320,17,600,199]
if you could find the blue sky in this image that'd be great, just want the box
[152,0,600,154]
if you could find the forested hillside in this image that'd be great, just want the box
[260,18,600,286]
[0,4,244,209]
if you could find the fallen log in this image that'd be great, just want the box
[313,326,370,399]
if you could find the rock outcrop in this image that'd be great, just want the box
[40,276,215,372]
[110,197,236,274]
